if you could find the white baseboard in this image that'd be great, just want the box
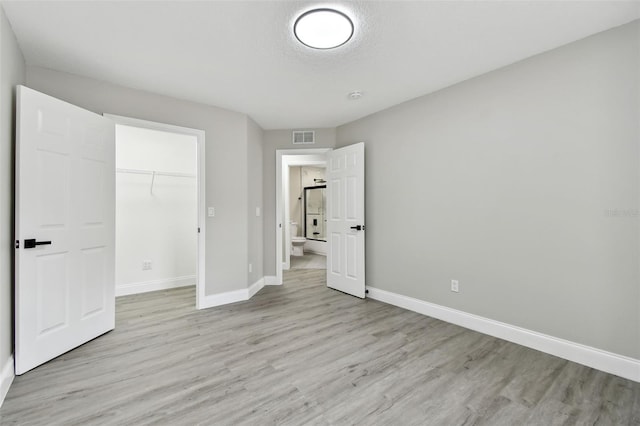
[199,288,249,308]
[264,275,281,286]
[199,276,267,309]
[366,286,640,383]
[248,277,265,298]
[116,275,196,297]
[0,354,14,408]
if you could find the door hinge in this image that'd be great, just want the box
[198,227,201,233]
[15,240,19,249]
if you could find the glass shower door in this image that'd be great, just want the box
[304,186,326,241]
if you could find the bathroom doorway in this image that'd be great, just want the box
[107,114,206,309]
[276,149,331,283]
[276,144,366,297]
[289,166,327,270]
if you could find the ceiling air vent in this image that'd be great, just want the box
[292,130,315,144]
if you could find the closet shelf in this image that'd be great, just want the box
[116,168,196,194]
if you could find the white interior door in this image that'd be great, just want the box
[15,86,115,375]
[326,142,365,298]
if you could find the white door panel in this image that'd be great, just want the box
[326,143,365,298]
[15,85,115,375]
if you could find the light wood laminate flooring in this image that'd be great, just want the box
[1,269,639,425]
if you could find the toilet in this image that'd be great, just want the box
[290,222,306,256]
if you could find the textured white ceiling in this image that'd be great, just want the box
[3,1,639,129]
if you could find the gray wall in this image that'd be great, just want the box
[26,66,254,295]
[247,117,264,285]
[262,128,336,276]
[0,5,25,386]
[337,22,639,358]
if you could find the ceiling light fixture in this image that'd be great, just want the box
[294,8,354,49]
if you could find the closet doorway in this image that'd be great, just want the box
[106,115,206,309]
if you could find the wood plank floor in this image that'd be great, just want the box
[1,269,639,425]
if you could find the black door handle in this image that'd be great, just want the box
[350,225,364,231]
[24,239,52,249]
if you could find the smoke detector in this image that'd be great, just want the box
[348,91,363,100]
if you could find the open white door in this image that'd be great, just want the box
[15,86,115,375]
[326,143,365,298]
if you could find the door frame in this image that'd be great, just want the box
[275,149,331,285]
[104,114,206,309]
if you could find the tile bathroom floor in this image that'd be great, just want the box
[290,253,326,269]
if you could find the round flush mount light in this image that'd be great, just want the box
[294,8,354,49]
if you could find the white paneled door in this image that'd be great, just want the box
[326,143,365,298]
[15,86,115,375]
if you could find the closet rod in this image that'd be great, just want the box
[116,168,196,179]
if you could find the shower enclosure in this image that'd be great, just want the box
[304,185,326,241]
